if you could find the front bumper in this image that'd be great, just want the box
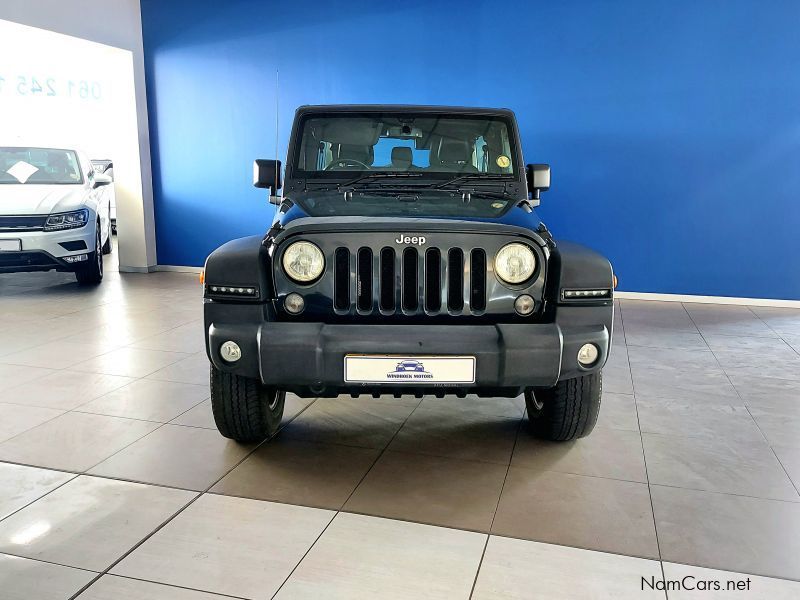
[0,224,94,273]
[206,305,611,397]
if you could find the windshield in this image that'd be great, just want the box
[295,113,517,178]
[0,147,83,185]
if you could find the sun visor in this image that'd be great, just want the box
[319,119,382,145]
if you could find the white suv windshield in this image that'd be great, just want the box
[295,113,516,177]
[0,147,83,185]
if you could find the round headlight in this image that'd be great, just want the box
[282,241,325,283]
[494,243,536,285]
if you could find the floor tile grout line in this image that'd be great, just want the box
[645,481,800,505]
[83,572,253,600]
[70,397,210,426]
[769,446,800,499]
[748,306,800,356]
[745,304,800,359]
[266,511,339,600]
[467,537,491,600]
[618,300,667,582]
[616,298,630,347]
[0,548,102,574]
[468,415,525,599]
[680,303,800,500]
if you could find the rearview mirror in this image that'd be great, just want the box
[93,173,112,188]
[525,164,550,204]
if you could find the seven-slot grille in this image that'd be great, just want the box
[333,245,488,316]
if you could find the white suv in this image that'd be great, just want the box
[0,146,113,284]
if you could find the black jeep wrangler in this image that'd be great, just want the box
[203,105,614,443]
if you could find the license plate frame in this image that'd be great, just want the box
[344,355,476,385]
[0,239,22,252]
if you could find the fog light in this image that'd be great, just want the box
[577,343,599,366]
[63,254,89,264]
[514,294,535,315]
[220,341,242,363]
[285,293,305,314]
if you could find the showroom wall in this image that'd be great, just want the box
[141,0,800,300]
[0,0,157,271]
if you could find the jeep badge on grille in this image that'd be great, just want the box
[395,235,426,246]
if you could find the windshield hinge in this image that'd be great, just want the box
[263,223,283,244]
[537,222,556,248]
[516,198,534,213]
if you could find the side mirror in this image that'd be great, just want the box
[525,164,550,204]
[254,159,282,204]
[93,173,113,188]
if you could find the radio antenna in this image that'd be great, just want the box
[274,69,280,214]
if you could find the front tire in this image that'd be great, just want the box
[75,222,104,285]
[526,372,602,441]
[210,366,285,443]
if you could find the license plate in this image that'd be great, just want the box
[0,239,21,252]
[344,355,476,384]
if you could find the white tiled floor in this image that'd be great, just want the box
[1,249,800,598]
[0,475,194,571]
[112,494,335,599]
[0,553,95,600]
[472,536,664,599]
[274,512,486,600]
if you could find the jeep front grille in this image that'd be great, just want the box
[332,244,488,316]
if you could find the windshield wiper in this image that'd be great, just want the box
[343,186,515,202]
[338,172,422,190]
[434,173,513,189]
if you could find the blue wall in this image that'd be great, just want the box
[141,0,800,299]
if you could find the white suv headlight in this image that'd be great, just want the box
[44,209,89,231]
[494,243,536,285]
[282,241,325,283]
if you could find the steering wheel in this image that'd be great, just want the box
[325,158,371,171]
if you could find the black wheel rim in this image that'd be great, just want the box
[267,390,283,410]
[526,390,544,413]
